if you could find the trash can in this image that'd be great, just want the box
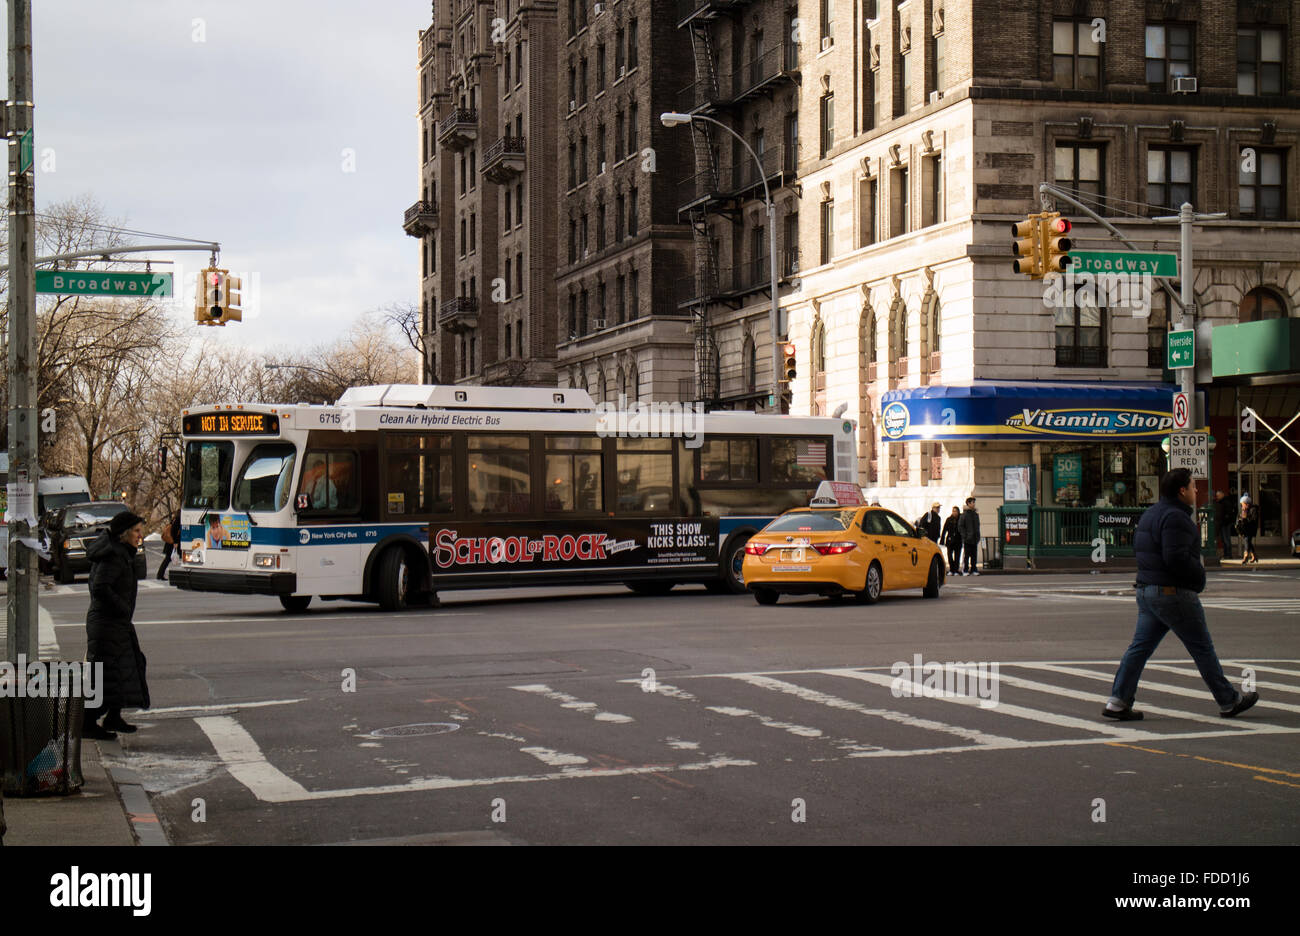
[982,534,1003,571]
[0,684,85,796]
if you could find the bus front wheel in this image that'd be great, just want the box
[279,595,311,613]
[375,547,412,611]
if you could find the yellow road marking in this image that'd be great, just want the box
[1108,742,1300,786]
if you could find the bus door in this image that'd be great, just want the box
[293,448,365,594]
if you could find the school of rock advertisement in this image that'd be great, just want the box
[426,518,720,575]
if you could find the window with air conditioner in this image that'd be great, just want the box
[1145,23,1194,93]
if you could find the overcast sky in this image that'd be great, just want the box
[5,0,428,355]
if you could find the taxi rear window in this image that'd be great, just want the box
[764,510,857,532]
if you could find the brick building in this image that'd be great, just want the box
[553,0,697,402]
[409,0,560,387]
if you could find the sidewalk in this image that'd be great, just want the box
[1,739,137,846]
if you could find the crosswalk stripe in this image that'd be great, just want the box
[821,668,1157,739]
[510,684,634,723]
[726,674,1022,746]
[1222,662,1300,679]
[1019,663,1300,716]
[1144,663,1300,695]
[842,726,1300,759]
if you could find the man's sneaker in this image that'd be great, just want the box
[1102,706,1144,721]
[971,570,981,576]
[1220,691,1259,718]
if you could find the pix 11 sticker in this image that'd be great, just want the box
[882,402,910,440]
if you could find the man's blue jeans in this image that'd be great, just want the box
[1110,585,1239,709]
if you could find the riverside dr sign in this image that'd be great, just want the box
[35,270,173,298]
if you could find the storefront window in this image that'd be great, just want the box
[1040,443,1164,507]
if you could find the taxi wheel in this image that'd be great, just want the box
[922,558,942,599]
[856,562,883,604]
[279,595,312,613]
[753,587,779,606]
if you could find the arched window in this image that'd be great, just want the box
[812,320,827,375]
[891,298,908,362]
[865,310,877,365]
[743,336,757,391]
[598,370,608,402]
[579,370,590,392]
[1239,287,1286,323]
[617,366,627,401]
[629,363,640,402]
[927,294,941,353]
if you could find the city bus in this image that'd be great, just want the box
[168,384,857,612]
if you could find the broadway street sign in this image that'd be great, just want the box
[35,270,173,298]
[1070,251,1178,278]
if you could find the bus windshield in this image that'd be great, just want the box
[233,444,297,513]
[184,440,234,510]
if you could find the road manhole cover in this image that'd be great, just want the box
[366,723,461,739]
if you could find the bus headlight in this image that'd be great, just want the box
[253,553,280,569]
[183,549,205,565]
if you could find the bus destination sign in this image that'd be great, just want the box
[183,412,281,436]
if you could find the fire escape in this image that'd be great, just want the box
[677,0,798,406]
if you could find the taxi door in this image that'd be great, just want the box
[861,510,911,590]
[879,511,927,588]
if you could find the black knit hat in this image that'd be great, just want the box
[109,510,145,537]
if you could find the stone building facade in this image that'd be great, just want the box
[784,0,1300,536]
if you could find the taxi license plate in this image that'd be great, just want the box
[772,565,811,572]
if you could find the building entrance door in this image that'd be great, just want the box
[1229,465,1286,547]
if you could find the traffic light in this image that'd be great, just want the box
[781,342,797,383]
[157,446,168,474]
[194,268,227,325]
[1011,215,1041,277]
[1040,213,1072,274]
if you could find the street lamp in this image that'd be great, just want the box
[661,111,783,413]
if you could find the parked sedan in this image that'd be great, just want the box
[742,505,945,605]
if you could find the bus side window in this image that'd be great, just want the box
[298,451,357,512]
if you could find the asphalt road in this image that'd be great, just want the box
[37,550,1300,845]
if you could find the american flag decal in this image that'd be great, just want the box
[796,440,827,466]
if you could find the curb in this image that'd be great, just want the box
[96,737,169,847]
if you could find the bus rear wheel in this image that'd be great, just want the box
[376,547,412,611]
[279,595,311,613]
[625,581,674,596]
[707,534,751,594]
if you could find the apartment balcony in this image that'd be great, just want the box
[437,107,478,151]
[677,168,738,215]
[439,296,479,333]
[419,27,437,63]
[731,42,799,103]
[729,144,797,200]
[482,135,525,184]
[717,258,771,298]
[402,200,438,238]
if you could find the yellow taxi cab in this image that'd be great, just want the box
[742,481,945,605]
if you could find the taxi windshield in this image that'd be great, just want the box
[764,509,858,532]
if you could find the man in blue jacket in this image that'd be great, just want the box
[1104,468,1259,721]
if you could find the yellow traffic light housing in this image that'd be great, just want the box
[195,268,239,325]
[781,342,797,383]
[1040,213,1073,274]
[1012,215,1042,277]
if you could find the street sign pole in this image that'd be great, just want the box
[1179,203,1195,443]
[6,0,38,667]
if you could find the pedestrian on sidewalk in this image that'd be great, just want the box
[1236,495,1259,564]
[940,506,962,575]
[1213,490,1234,560]
[1103,468,1259,721]
[958,497,981,575]
[156,509,181,580]
[916,501,942,543]
[82,511,151,740]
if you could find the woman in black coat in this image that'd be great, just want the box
[82,511,150,739]
[940,507,962,575]
[1236,496,1260,564]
